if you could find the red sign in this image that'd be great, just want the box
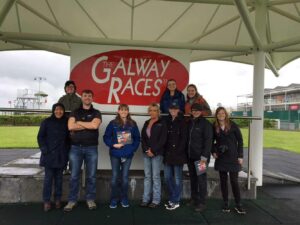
[70,50,189,105]
[289,104,299,110]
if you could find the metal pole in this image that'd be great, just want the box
[247,120,252,190]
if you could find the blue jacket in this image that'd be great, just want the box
[37,104,69,168]
[103,119,140,158]
[160,89,185,113]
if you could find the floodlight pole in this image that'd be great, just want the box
[34,76,46,109]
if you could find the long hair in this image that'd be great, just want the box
[115,104,136,127]
[186,84,200,101]
[214,106,231,133]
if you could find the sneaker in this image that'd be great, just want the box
[166,202,180,210]
[64,202,77,212]
[186,199,196,206]
[43,202,51,212]
[121,199,129,208]
[222,202,230,213]
[87,200,97,210]
[148,203,159,208]
[109,199,118,209]
[235,205,246,215]
[194,204,206,212]
[55,201,62,209]
[164,201,172,207]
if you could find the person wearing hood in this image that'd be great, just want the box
[37,103,69,212]
[160,79,185,114]
[163,102,187,210]
[185,84,212,116]
[58,80,82,114]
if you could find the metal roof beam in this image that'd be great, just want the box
[0,0,16,26]
[265,36,300,50]
[234,0,263,50]
[269,6,300,24]
[269,0,300,6]
[190,52,250,62]
[17,0,72,35]
[0,31,253,52]
[161,0,233,5]
[266,53,279,77]
[3,39,69,55]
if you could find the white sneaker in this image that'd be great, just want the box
[166,202,180,210]
[64,202,77,212]
[87,200,97,210]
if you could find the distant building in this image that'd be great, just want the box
[234,84,300,130]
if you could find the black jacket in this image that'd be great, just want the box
[141,118,167,156]
[187,116,213,162]
[37,104,69,168]
[212,121,243,172]
[164,115,188,165]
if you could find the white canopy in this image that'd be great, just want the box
[1,0,300,76]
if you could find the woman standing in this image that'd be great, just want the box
[140,103,168,208]
[160,79,185,113]
[212,107,246,214]
[37,103,69,212]
[163,102,187,210]
[185,84,212,116]
[103,104,140,208]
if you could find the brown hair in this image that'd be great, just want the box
[214,106,231,133]
[186,84,200,100]
[81,89,94,96]
[115,104,136,127]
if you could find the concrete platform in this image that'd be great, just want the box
[0,152,257,203]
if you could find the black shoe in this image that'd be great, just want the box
[148,203,159,208]
[139,202,148,207]
[194,204,206,212]
[186,199,196,206]
[235,205,246,215]
[222,202,230,213]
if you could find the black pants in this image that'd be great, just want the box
[219,171,241,205]
[187,160,207,205]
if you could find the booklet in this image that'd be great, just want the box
[117,130,132,145]
[194,160,207,176]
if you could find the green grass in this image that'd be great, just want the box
[0,126,39,148]
[0,126,299,154]
[241,128,300,154]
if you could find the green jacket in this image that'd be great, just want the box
[58,94,82,112]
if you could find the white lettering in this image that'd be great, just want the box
[127,58,135,76]
[121,78,134,95]
[146,61,159,78]
[108,77,122,103]
[160,60,170,77]
[134,78,145,96]
[153,79,162,96]
[112,58,126,75]
[135,58,152,76]
[143,79,152,96]
[92,56,111,84]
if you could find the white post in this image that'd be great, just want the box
[249,51,265,186]
[250,0,266,186]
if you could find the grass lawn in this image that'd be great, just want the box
[241,128,300,154]
[0,126,39,148]
[0,126,299,154]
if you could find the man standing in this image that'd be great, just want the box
[58,80,82,114]
[187,103,213,212]
[64,90,101,211]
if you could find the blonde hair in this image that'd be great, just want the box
[148,103,160,117]
[214,106,231,133]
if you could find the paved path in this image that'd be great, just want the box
[0,149,37,165]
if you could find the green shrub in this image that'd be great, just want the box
[0,115,48,126]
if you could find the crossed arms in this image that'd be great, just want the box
[68,117,101,131]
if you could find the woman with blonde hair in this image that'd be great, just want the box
[212,107,246,214]
[140,103,168,208]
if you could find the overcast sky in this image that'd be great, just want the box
[0,50,299,110]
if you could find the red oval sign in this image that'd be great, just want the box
[70,49,189,105]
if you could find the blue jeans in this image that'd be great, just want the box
[68,145,98,202]
[164,164,183,204]
[110,156,132,201]
[142,154,163,204]
[43,167,63,202]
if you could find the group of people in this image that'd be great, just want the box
[37,79,246,215]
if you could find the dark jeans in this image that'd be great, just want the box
[219,171,241,205]
[68,145,98,202]
[164,164,183,204]
[43,167,64,202]
[110,156,132,201]
[187,160,207,205]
